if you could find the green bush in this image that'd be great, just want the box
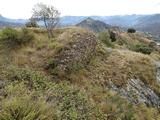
[0,27,19,45]
[0,27,34,47]
[6,66,51,90]
[131,44,153,54]
[127,28,136,33]
[0,83,56,120]
[98,32,114,48]
[0,97,55,120]
[0,82,105,119]
[19,28,34,44]
[25,21,39,28]
[46,83,105,119]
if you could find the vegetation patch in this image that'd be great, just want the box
[127,28,136,33]
[5,66,52,90]
[98,31,114,48]
[0,83,56,120]
[130,43,154,54]
[83,49,156,88]
[0,27,34,49]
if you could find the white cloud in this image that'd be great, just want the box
[0,0,160,19]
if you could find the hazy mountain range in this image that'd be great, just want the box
[0,14,160,39]
[60,14,160,40]
[0,14,28,26]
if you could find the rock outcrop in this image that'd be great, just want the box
[109,79,160,108]
[47,28,97,76]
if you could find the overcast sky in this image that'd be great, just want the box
[0,0,160,19]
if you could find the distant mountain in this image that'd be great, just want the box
[60,15,142,27]
[0,21,22,27]
[134,14,160,35]
[59,16,87,26]
[60,14,160,40]
[60,14,159,28]
[1,14,160,40]
[0,15,28,27]
[76,17,111,32]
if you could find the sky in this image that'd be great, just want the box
[0,0,160,19]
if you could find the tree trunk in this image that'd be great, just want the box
[47,29,51,38]
[43,18,53,38]
[49,29,54,38]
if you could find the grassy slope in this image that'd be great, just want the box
[0,27,160,120]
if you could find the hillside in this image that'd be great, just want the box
[0,27,160,119]
[76,18,111,32]
[61,14,160,40]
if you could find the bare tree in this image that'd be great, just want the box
[31,3,60,38]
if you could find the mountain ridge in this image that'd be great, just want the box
[1,14,160,40]
[76,17,111,32]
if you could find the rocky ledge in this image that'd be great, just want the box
[110,79,160,108]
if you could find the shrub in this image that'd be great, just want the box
[0,83,56,120]
[0,27,34,47]
[32,29,47,34]
[127,28,136,33]
[98,32,114,48]
[0,27,19,45]
[131,44,153,54]
[18,28,34,44]
[109,31,116,42]
[6,66,51,90]
[46,83,104,119]
[149,41,156,48]
[25,21,39,28]
[0,82,105,119]
[0,97,55,120]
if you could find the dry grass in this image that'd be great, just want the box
[120,32,152,45]
[2,27,93,74]
[150,51,160,61]
[7,28,65,71]
[0,27,158,86]
[70,47,156,88]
